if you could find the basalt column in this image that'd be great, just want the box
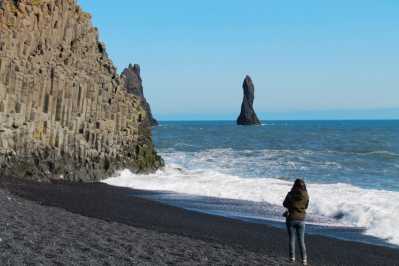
[0,0,163,182]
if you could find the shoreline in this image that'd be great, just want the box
[1,177,398,265]
[130,189,398,250]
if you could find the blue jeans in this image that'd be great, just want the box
[286,220,307,261]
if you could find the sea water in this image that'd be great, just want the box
[104,120,399,248]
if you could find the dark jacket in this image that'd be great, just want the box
[283,190,309,221]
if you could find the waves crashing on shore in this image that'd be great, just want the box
[104,164,399,246]
[105,121,399,246]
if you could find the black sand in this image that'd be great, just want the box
[1,178,398,266]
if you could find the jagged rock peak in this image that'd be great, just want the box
[121,64,158,126]
[130,63,140,76]
[121,64,143,97]
[237,75,261,125]
[0,0,163,182]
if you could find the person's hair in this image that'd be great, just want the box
[291,179,307,192]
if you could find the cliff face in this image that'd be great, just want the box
[121,64,158,127]
[0,0,163,182]
[237,75,261,125]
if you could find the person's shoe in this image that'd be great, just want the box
[289,257,295,263]
[302,258,308,265]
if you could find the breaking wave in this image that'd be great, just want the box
[105,163,399,245]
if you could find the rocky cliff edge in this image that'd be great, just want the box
[0,0,163,182]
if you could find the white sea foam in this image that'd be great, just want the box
[156,148,344,179]
[104,165,399,245]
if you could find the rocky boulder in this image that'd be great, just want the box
[121,64,158,126]
[0,0,163,182]
[237,75,261,125]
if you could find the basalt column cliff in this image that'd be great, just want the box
[0,0,163,182]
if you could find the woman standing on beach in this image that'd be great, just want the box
[283,179,309,265]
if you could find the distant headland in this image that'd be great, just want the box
[121,64,158,127]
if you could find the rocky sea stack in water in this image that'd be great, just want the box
[0,0,163,182]
[237,75,261,125]
[121,64,158,127]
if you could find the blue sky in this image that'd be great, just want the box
[78,0,399,120]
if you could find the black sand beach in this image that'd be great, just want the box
[0,178,398,266]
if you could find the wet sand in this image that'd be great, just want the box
[0,178,398,265]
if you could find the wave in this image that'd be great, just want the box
[359,150,399,157]
[158,148,345,176]
[325,149,399,158]
[104,165,399,246]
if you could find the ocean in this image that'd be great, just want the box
[104,120,399,248]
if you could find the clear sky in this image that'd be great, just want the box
[78,0,399,120]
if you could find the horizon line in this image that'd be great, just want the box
[156,118,399,122]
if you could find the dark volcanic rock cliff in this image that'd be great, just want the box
[121,64,158,126]
[237,75,261,125]
[0,0,163,182]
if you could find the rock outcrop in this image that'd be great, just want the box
[121,64,158,126]
[0,0,163,182]
[237,75,261,125]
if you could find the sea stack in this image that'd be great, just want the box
[121,64,158,126]
[0,0,163,182]
[237,75,261,125]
